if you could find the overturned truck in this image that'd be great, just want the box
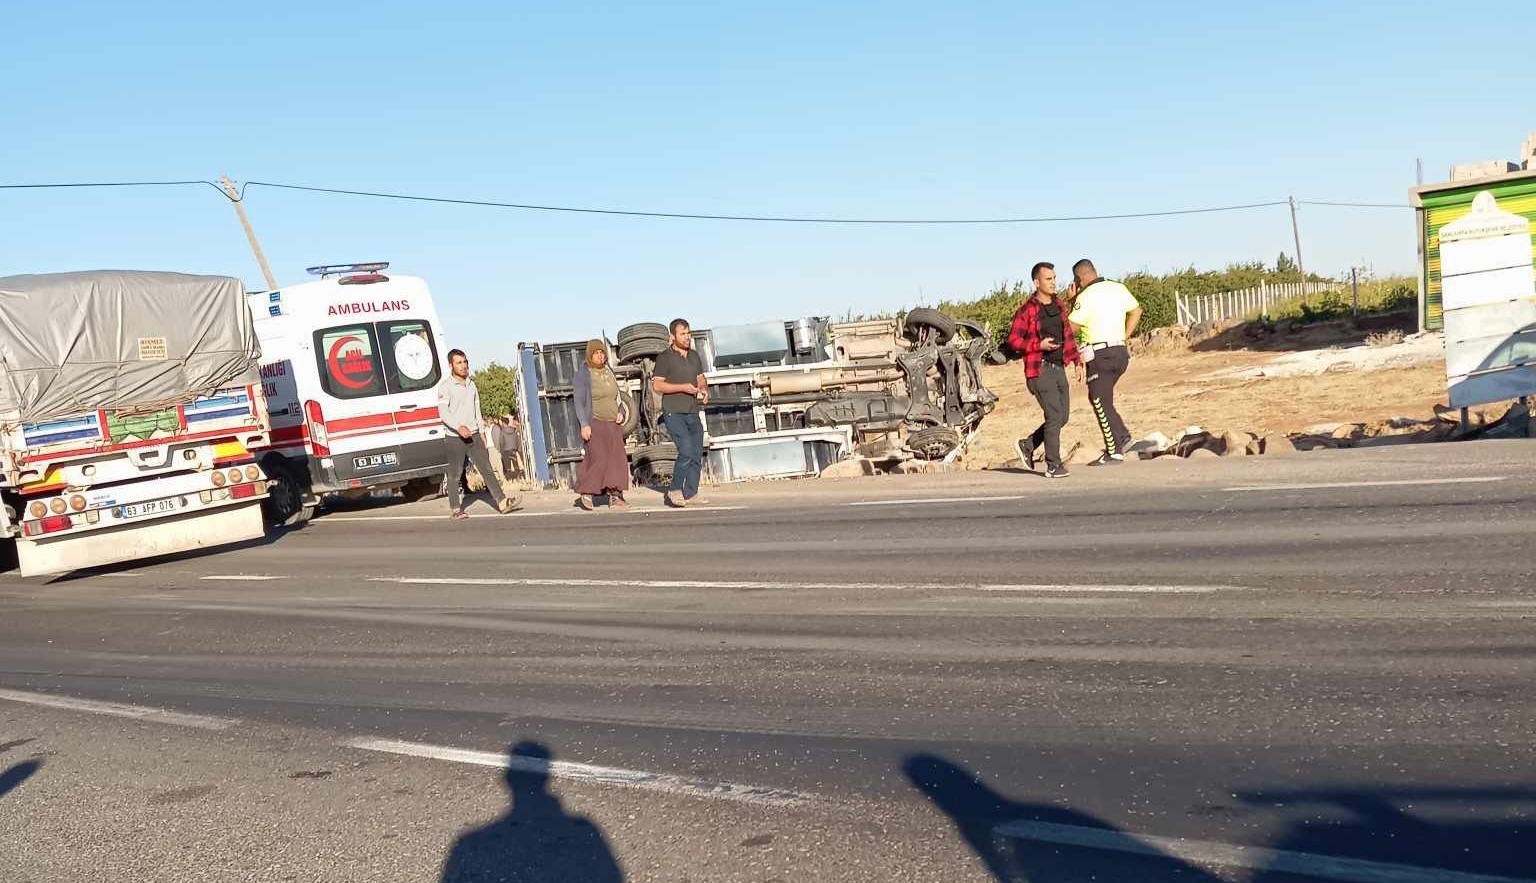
[516,309,1001,487]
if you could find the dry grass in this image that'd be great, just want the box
[967,348,1456,467]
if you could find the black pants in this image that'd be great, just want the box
[1025,362,1071,469]
[1085,345,1131,454]
[444,432,508,512]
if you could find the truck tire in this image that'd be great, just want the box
[261,457,314,528]
[620,390,639,438]
[903,308,957,344]
[617,323,669,345]
[617,336,668,364]
[630,442,678,487]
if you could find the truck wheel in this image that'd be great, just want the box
[617,323,669,345]
[617,336,668,364]
[261,458,312,528]
[620,390,639,438]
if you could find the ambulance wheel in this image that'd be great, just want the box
[400,477,439,503]
[261,457,313,528]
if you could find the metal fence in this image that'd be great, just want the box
[1175,281,1338,326]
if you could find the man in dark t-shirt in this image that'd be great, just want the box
[650,318,709,507]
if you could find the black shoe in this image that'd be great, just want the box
[1116,434,1134,452]
[1015,438,1037,471]
[1045,465,1071,478]
[1088,452,1124,466]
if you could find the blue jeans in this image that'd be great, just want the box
[660,411,704,499]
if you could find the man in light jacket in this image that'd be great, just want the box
[438,348,518,518]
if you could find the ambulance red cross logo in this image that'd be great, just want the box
[327,335,376,390]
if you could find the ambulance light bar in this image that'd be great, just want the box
[306,262,391,278]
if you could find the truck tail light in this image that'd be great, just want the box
[211,470,227,487]
[227,468,243,484]
[49,498,67,515]
[23,515,73,537]
[68,495,86,512]
[244,464,262,481]
[27,501,47,519]
[230,482,259,499]
[305,400,330,456]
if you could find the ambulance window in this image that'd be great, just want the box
[379,320,442,393]
[314,325,387,399]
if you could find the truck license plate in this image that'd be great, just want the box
[353,453,399,471]
[120,499,178,519]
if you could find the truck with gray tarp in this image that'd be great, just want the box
[0,271,272,576]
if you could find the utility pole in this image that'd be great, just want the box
[217,175,279,291]
[1287,196,1305,277]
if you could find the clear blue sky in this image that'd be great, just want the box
[2,1,1529,365]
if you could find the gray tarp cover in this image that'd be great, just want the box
[0,270,261,425]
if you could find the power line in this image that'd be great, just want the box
[1299,199,1410,209]
[0,180,226,196]
[240,180,1291,224]
[0,179,1415,221]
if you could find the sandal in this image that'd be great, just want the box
[577,495,595,511]
[498,496,521,514]
[449,509,468,520]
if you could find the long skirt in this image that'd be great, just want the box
[575,420,631,495]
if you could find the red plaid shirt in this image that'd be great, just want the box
[1007,297,1081,379]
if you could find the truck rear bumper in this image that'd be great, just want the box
[15,500,265,578]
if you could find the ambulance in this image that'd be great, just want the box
[247,263,450,525]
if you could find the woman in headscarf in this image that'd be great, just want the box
[573,339,632,511]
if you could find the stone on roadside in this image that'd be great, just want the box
[1188,447,1220,459]
[1260,433,1296,455]
[1331,424,1362,441]
[1220,430,1254,456]
[820,458,873,479]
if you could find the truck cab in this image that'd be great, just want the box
[248,263,450,524]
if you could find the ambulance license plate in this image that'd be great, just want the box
[353,453,399,471]
[121,499,178,519]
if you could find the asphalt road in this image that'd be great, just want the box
[2,440,1534,882]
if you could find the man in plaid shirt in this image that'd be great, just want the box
[1007,262,1081,477]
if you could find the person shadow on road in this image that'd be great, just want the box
[904,753,1221,883]
[440,741,624,883]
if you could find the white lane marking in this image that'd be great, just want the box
[199,575,283,582]
[344,737,811,807]
[979,584,1234,594]
[0,688,233,731]
[847,495,1026,507]
[1226,476,1506,492]
[996,819,1535,883]
[319,505,747,522]
[368,576,1238,594]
